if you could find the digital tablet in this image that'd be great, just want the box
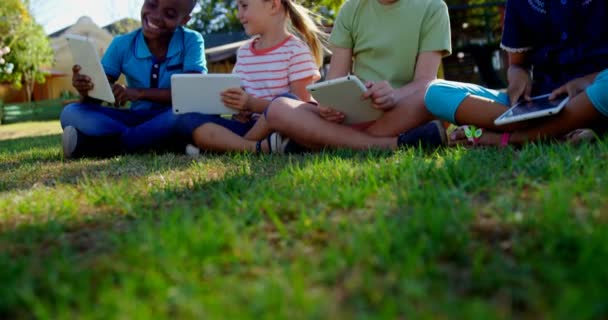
[494,94,569,125]
[171,74,242,115]
[307,75,383,124]
[65,34,115,103]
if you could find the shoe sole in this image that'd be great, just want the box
[431,120,448,146]
[62,126,78,159]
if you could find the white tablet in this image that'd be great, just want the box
[307,75,383,124]
[65,34,115,103]
[494,94,569,125]
[171,74,242,115]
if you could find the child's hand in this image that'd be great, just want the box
[507,65,532,106]
[72,65,93,97]
[112,83,140,107]
[318,105,345,124]
[549,75,594,100]
[363,81,397,110]
[221,87,250,110]
[233,111,253,123]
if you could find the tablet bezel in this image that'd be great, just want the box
[65,34,115,103]
[494,93,570,126]
[171,74,243,115]
[307,75,383,124]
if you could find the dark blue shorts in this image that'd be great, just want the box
[175,93,299,138]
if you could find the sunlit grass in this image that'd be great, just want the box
[1,121,607,319]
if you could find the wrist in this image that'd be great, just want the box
[509,64,530,74]
[243,93,253,111]
[132,88,143,101]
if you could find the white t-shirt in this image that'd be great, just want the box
[233,35,321,100]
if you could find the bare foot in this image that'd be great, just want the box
[562,128,596,145]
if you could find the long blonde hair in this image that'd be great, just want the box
[281,0,327,67]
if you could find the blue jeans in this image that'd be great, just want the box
[60,102,182,153]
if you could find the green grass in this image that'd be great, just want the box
[1,121,607,319]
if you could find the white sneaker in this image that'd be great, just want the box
[62,126,79,159]
[268,132,290,154]
[185,144,200,156]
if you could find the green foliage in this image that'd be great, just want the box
[0,0,53,101]
[104,18,141,36]
[189,0,241,35]
[189,0,345,34]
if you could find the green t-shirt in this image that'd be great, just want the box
[329,0,451,89]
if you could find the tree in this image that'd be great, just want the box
[0,0,54,104]
[189,0,240,35]
[189,0,346,35]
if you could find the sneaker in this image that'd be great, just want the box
[63,126,121,159]
[185,143,201,156]
[62,126,80,159]
[267,132,291,154]
[397,120,447,149]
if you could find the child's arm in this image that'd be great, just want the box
[363,51,443,110]
[326,46,353,80]
[221,88,269,113]
[111,84,172,107]
[221,75,317,113]
[289,77,315,102]
[506,52,533,106]
[549,72,600,99]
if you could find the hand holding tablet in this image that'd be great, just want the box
[307,75,383,124]
[494,93,570,125]
[66,34,115,103]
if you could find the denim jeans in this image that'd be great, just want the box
[60,102,182,153]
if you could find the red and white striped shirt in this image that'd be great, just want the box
[233,35,321,100]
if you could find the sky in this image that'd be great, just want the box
[31,0,145,34]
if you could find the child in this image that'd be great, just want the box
[424,0,608,146]
[262,0,452,152]
[60,0,206,158]
[177,0,323,154]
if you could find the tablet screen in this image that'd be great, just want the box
[507,95,567,116]
[494,94,569,125]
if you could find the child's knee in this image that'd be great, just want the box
[264,97,293,124]
[60,102,87,127]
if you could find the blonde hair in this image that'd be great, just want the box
[281,0,327,67]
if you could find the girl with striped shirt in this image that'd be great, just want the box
[180,0,323,154]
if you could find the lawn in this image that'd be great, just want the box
[1,120,607,319]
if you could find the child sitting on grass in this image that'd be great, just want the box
[262,0,452,153]
[424,0,608,146]
[60,0,206,158]
[177,0,323,154]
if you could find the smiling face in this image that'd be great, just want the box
[237,0,280,36]
[141,0,194,40]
